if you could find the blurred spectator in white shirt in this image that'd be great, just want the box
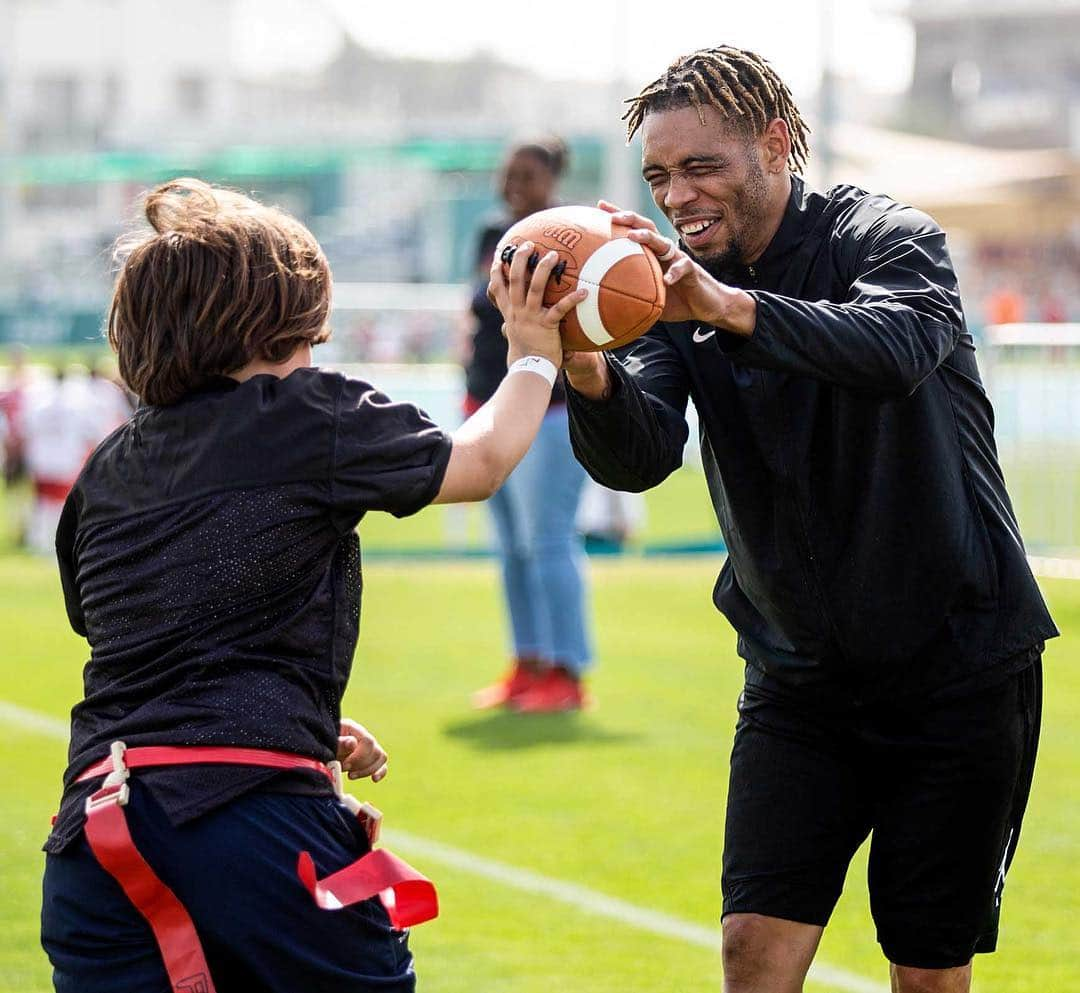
[23,369,107,554]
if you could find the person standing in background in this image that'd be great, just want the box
[0,345,32,546]
[22,368,103,555]
[84,362,135,435]
[462,138,595,712]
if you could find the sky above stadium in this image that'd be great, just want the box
[236,0,915,99]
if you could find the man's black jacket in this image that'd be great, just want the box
[567,176,1056,700]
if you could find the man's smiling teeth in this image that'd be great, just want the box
[680,219,715,235]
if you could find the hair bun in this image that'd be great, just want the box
[143,177,222,234]
[515,136,570,179]
[543,136,569,177]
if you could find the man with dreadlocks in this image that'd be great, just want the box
[559,46,1055,993]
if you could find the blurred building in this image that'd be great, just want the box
[240,38,614,144]
[2,0,238,153]
[0,0,613,351]
[0,0,242,322]
[905,0,1080,150]
[893,0,1080,328]
[1,0,1077,352]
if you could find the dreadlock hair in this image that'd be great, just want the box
[623,46,811,175]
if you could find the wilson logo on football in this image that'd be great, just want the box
[541,225,583,250]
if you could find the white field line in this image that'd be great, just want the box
[0,700,70,738]
[7,698,886,993]
[384,828,887,993]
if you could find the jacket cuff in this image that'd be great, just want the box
[564,352,626,410]
[716,291,769,361]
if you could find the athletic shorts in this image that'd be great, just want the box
[41,785,415,993]
[721,657,1042,969]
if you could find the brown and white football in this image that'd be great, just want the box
[496,205,666,352]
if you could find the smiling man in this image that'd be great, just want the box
[561,46,1056,993]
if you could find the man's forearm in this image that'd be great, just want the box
[715,288,756,337]
[564,352,613,402]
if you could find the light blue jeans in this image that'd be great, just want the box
[486,406,593,675]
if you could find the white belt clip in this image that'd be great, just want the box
[327,759,383,845]
[85,740,130,812]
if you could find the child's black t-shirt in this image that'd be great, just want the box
[46,368,451,852]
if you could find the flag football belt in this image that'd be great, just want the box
[75,741,439,993]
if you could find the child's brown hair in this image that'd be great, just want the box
[108,178,332,405]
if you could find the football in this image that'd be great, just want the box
[495,205,666,352]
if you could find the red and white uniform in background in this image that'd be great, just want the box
[83,374,132,437]
[0,378,29,478]
[23,376,113,554]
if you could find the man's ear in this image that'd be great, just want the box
[761,118,791,174]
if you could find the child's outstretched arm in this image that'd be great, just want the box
[433,241,587,504]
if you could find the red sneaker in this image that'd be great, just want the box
[510,668,588,713]
[471,661,544,710]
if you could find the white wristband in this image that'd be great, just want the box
[506,355,558,388]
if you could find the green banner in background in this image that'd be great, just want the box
[0,308,104,348]
[0,138,605,187]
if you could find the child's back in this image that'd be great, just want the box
[50,367,450,854]
[42,177,581,993]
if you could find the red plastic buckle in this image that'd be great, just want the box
[85,781,130,813]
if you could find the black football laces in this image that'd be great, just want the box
[500,244,568,285]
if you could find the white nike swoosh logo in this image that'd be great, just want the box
[692,326,716,343]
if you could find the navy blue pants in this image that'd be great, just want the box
[41,784,416,992]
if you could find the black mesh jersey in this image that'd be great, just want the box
[46,368,452,853]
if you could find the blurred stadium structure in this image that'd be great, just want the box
[0,0,1077,556]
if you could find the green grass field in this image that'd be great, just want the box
[0,478,1077,992]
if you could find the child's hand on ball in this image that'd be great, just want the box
[487,240,587,367]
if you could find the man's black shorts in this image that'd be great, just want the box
[721,657,1042,969]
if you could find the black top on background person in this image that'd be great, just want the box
[463,140,569,408]
[464,223,511,403]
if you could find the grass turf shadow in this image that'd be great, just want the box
[442,710,637,751]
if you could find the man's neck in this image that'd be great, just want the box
[743,172,792,265]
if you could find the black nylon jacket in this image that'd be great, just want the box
[567,177,1056,700]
